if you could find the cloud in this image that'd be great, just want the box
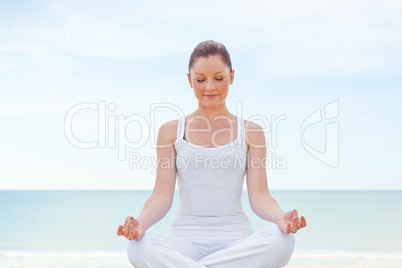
[1,0,401,77]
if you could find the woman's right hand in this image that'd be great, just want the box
[117,216,147,241]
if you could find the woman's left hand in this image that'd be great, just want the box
[277,209,307,234]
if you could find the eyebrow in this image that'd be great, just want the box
[194,71,224,75]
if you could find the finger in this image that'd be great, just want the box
[121,225,126,237]
[128,225,134,240]
[124,223,130,237]
[134,230,139,241]
[292,218,297,233]
[301,216,307,227]
[125,216,130,223]
[286,223,291,234]
[117,225,124,236]
[295,217,302,229]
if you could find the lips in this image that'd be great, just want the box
[205,94,218,98]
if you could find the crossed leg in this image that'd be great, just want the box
[198,226,295,268]
[127,226,295,268]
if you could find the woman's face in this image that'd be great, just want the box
[187,55,234,108]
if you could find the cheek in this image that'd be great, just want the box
[192,82,203,91]
[192,85,204,96]
[218,81,230,90]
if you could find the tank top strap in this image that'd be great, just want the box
[236,115,246,149]
[235,115,241,147]
[176,116,185,144]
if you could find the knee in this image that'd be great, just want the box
[258,226,295,265]
[126,235,152,267]
[271,226,295,263]
[281,232,295,257]
[126,239,142,267]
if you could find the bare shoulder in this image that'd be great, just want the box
[243,119,267,151]
[156,119,179,148]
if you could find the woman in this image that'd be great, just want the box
[117,40,307,268]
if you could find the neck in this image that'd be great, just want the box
[192,103,233,121]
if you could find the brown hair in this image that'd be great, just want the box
[188,40,232,73]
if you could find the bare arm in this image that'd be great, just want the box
[117,121,177,240]
[245,121,306,233]
[136,121,177,230]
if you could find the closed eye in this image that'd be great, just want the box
[197,79,205,82]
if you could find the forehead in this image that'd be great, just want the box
[191,55,229,74]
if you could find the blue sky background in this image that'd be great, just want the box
[1,0,401,190]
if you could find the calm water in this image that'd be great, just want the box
[0,190,402,267]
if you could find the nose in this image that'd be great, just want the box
[206,79,215,91]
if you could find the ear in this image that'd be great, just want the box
[187,73,193,88]
[229,69,235,85]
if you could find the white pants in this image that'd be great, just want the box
[126,226,295,268]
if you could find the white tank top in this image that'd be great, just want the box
[168,115,253,238]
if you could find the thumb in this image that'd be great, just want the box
[134,224,146,241]
[292,209,299,218]
[278,221,291,234]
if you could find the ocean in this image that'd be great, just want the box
[0,190,401,267]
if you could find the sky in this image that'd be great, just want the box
[0,0,401,190]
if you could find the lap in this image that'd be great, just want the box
[198,226,295,267]
[127,226,295,268]
[127,232,206,261]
